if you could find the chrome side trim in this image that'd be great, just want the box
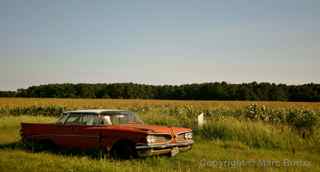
[136,140,194,149]
[147,133,174,135]
[31,134,99,139]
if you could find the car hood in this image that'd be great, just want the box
[117,123,192,134]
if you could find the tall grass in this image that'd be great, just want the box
[197,117,307,150]
[0,115,56,144]
[0,115,319,172]
[0,99,319,154]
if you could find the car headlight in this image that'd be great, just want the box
[184,132,193,139]
[146,135,171,144]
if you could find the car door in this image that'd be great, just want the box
[52,124,74,148]
[49,113,74,148]
[70,113,101,150]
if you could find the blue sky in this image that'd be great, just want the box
[1,0,319,90]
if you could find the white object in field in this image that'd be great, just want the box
[198,113,205,128]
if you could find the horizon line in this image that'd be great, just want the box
[1,81,319,92]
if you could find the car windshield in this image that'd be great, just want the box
[56,113,69,124]
[101,111,143,125]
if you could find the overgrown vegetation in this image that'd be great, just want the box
[1,102,318,138]
[198,117,306,149]
[0,115,319,172]
[0,98,319,171]
[0,106,64,116]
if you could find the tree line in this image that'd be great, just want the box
[1,82,319,101]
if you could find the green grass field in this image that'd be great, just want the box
[0,99,319,172]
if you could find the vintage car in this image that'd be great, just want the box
[20,109,193,158]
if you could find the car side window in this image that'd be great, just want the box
[81,114,101,126]
[111,114,129,124]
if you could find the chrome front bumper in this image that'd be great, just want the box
[135,140,194,157]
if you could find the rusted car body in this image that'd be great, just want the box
[20,109,193,158]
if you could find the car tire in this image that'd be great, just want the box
[110,141,137,159]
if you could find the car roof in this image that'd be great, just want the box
[64,109,128,114]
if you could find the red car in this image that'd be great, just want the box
[20,109,193,158]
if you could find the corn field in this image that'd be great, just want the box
[0,98,319,139]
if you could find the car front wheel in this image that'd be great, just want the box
[110,141,137,159]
